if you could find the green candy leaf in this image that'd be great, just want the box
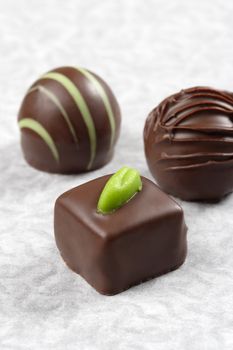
[97,166,142,214]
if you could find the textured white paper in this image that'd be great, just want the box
[0,0,233,349]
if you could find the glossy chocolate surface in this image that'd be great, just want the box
[18,66,121,173]
[144,87,233,201]
[54,175,187,295]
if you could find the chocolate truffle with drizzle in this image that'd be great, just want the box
[144,87,233,201]
[18,66,121,173]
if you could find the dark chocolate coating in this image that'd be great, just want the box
[144,87,233,201]
[18,66,121,173]
[54,175,187,295]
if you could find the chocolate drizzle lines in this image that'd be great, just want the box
[152,87,233,170]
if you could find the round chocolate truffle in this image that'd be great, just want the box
[18,66,121,173]
[144,87,233,201]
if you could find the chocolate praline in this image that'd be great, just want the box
[144,86,233,201]
[18,66,121,173]
[54,174,187,295]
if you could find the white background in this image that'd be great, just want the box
[0,0,233,349]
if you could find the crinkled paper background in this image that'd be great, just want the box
[0,0,233,349]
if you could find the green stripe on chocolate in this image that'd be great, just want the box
[76,67,116,147]
[19,118,59,162]
[42,72,96,170]
[28,85,78,144]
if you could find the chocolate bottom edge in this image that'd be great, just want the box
[61,253,187,296]
[22,150,114,174]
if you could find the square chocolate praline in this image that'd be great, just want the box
[54,175,187,295]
